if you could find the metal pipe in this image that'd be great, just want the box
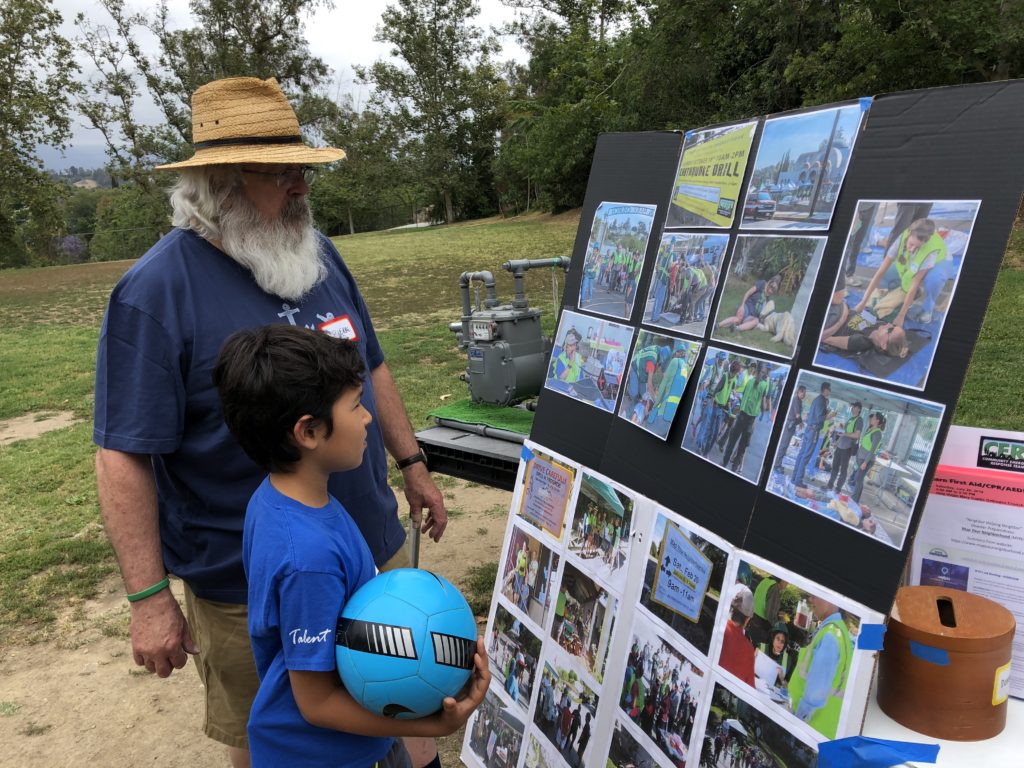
[457,270,496,342]
[433,417,527,444]
[502,257,569,309]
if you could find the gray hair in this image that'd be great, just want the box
[168,166,244,240]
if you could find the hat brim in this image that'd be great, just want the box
[155,143,345,171]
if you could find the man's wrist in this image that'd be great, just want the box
[395,449,427,472]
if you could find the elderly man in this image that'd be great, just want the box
[94,77,447,768]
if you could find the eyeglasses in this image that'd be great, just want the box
[241,165,316,187]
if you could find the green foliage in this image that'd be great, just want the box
[88,185,170,262]
[461,561,498,616]
[0,0,80,268]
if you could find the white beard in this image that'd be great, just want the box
[219,194,326,302]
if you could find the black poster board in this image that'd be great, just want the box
[530,81,1024,613]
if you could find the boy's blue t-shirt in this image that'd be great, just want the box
[243,477,391,767]
[93,228,405,601]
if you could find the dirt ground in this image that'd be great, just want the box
[0,415,511,768]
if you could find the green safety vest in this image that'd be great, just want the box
[714,374,735,408]
[633,346,660,383]
[739,377,768,418]
[861,426,883,456]
[895,230,947,293]
[690,265,708,288]
[752,577,776,620]
[757,641,792,677]
[554,351,581,383]
[789,617,853,738]
[657,249,671,279]
[517,549,527,576]
[555,590,566,618]
[653,357,687,418]
[845,416,859,434]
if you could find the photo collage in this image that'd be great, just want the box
[463,441,883,768]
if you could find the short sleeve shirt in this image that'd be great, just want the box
[93,229,404,601]
[243,478,391,767]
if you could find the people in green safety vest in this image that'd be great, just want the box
[626,344,671,411]
[850,411,886,503]
[646,347,693,436]
[721,363,770,474]
[552,328,583,383]
[853,218,947,328]
[747,573,788,648]
[827,402,862,493]
[789,595,854,739]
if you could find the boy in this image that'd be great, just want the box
[214,325,489,767]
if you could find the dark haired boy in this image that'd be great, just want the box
[214,325,488,767]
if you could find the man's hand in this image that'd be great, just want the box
[402,462,448,542]
[129,588,198,677]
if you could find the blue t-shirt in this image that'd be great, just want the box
[243,477,391,767]
[93,228,405,601]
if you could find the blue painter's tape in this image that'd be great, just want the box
[859,96,874,112]
[521,445,534,463]
[684,130,694,141]
[818,736,939,768]
[910,640,950,666]
[857,623,886,650]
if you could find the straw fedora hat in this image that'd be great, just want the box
[155,77,345,170]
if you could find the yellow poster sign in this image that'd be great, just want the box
[670,121,756,228]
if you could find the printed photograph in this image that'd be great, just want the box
[533,656,600,766]
[711,235,826,359]
[466,686,527,768]
[643,233,730,338]
[715,561,866,740]
[567,471,636,593]
[814,199,982,390]
[619,613,708,768]
[639,508,730,658]
[488,603,544,713]
[523,731,566,768]
[499,524,561,628]
[667,120,757,228]
[616,331,702,440]
[605,718,658,768]
[545,309,634,413]
[550,562,618,683]
[741,102,867,231]
[767,370,945,550]
[515,443,577,542]
[699,682,818,768]
[579,201,658,320]
[681,348,790,484]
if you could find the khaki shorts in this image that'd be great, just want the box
[183,584,259,749]
[380,541,412,572]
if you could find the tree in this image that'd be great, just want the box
[76,0,340,189]
[359,0,507,224]
[0,0,79,267]
[89,185,170,262]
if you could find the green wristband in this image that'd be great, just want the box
[126,577,170,603]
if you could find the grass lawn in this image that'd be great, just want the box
[0,212,1019,644]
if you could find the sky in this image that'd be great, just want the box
[41,0,525,170]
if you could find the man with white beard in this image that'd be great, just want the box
[93,77,448,768]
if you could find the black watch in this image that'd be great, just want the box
[395,450,427,471]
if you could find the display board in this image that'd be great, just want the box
[463,80,1024,768]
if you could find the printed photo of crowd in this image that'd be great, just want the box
[768,370,944,549]
[717,561,863,740]
[698,683,817,768]
[682,348,790,484]
[550,562,617,683]
[644,233,730,338]
[616,331,702,440]
[606,718,658,768]
[619,613,708,768]
[466,687,526,768]
[488,603,543,713]
[533,657,599,768]
[499,524,561,628]
[567,471,635,592]
[579,201,657,321]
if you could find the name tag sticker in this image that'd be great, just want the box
[320,315,359,341]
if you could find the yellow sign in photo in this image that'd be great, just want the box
[668,120,757,228]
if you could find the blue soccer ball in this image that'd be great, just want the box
[335,568,477,719]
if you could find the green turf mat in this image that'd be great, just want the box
[428,398,535,435]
